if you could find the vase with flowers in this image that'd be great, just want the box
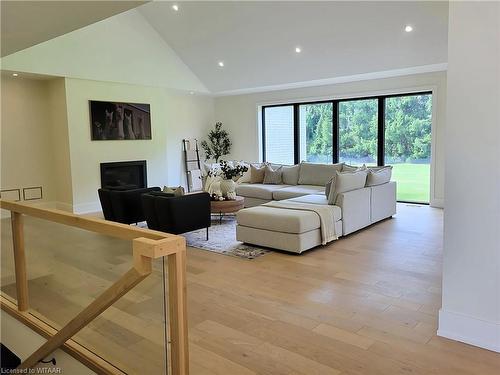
[217,160,248,198]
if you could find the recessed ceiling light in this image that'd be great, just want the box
[189,91,194,95]
[172,4,179,11]
[218,61,224,67]
[405,25,413,32]
[12,73,19,77]
[295,47,302,53]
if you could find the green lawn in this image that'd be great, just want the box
[391,163,430,203]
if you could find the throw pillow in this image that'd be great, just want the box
[327,169,368,205]
[236,162,252,184]
[298,162,343,186]
[282,164,300,185]
[326,165,366,197]
[366,166,392,186]
[342,164,358,172]
[163,186,185,197]
[263,165,283,184]
[250,164,266,183]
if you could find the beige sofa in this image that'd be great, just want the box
[235,162,396,253]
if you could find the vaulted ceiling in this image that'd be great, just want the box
[138,1,448,94]
[0,0,146,57]
[1,1,449,95]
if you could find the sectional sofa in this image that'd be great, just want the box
[234,162,396,253]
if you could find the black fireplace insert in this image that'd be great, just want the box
[100,160,147,189]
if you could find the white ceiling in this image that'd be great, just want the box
[138,1,449,94]
[1,0,146,57]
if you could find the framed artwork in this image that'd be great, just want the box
[89,100,152,140]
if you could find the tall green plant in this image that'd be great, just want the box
[201,122,231,162]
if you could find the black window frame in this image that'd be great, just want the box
[262,91,433,203]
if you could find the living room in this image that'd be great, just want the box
[1,1,499,374]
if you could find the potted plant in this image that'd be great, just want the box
[201,122,231,162]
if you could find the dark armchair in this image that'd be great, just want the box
[98,187,161,224]
[142,192,211,238]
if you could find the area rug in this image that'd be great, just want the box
[183,216,271,260]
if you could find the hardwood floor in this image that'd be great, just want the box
[1,203,499,374]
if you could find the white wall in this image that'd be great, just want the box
[214,72,447,207]
[1,7,215,214]
[438,1,500,352]
[64,78,214,213]
[0,76,56,204]
[47,78,73,210]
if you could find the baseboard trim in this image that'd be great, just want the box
[438,308,500,352]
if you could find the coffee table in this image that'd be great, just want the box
[210,196,245,223]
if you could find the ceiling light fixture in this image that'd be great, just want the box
[218,61,224,67]
[405,25,413,32]
[12,73,18,77]
[189,91,194,95]
[295,47,302,53]
[172,4,179,11]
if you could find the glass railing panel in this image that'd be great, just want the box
[18,215,168,374]
[1,213,17,303]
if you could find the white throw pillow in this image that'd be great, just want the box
[237,168,251,184]
[325,165,365,197]
[328,169,368,205]
[366,166,392,186]
[236,162,262,184]
[342,164,358,172]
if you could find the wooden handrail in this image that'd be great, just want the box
[0,199,173,241]
[0,200,189,374]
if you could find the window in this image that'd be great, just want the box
[339,99,378,166]
[299,102,333,163]
[385,94,432,203]
[263,106,294,165]
[262,91,432,203]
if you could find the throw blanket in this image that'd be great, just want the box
[264,201,339,245]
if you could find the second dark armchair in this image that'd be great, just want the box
[142,192,211,238]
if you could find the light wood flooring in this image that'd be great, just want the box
[1,203,499,374]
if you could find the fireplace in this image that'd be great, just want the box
[100,160,147,189]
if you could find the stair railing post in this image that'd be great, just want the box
[11,212,29,311]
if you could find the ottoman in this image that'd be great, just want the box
[236,205,342,253]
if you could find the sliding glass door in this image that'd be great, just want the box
[298,102,333,163]
[338,99,378,166]
[385,94,432,203]
[263,105,295,165]
[262,91,432,203]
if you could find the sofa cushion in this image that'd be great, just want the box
[328,169,368,205]
[237,206,320,234]
[235,183,290,200]
[282,164,300,185]
[286,195,342,221]
[298,162,343,186]
[366,166,392,186]
[272,185,325,200]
